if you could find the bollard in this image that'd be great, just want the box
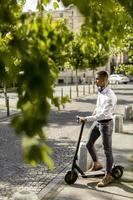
[61,88,63,98]
[129,154,133,162]
[76,86,79,97]
[92,81,95,93]
[114,114,123,133]
[88,83,90,94]
[124,105,133,120]
[9,191,39,200]
[83,85,85,96]
[77,142,91,172]
[6,96,10,116]
[70,86,72,99]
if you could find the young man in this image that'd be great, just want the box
[79,70,117,187]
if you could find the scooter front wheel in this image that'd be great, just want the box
[112,165,123,179]
[64,171,78,184]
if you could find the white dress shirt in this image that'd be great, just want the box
[86,87,117,122]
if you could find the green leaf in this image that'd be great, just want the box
[53,2,59,9]
[42,0,50,6]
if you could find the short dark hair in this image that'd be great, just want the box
[96,70,108,78]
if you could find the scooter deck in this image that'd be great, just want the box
[81,169,105,178]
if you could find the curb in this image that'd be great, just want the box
[38,165,71,200]
[0,112,20,122]
[38,142,102,200]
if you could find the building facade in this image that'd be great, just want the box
[45,3,85,32]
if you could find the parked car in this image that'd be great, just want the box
[108,74,130,84]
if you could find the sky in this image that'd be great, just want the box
[23,0,65,12]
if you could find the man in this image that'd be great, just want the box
[79,70,117,187]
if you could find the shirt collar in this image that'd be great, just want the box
[98,86,109,94]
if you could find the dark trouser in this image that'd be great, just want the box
[86,120,114,174]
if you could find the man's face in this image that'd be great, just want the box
[95,74,107,87]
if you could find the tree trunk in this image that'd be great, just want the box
[76,68,79,97]
[92,68,95,93]
[4,85,8,105]
[4,85,10,116]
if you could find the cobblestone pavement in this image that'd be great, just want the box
[0,83,133,199]
[0,121,77,200]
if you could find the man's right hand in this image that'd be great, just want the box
[78,116,87,123]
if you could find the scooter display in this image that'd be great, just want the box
[64,117,124,185]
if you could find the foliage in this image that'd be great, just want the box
[80,25,109,71]
[117,0,133,17]
[63,0,132,73]
[115,64,133,75]
[62,0,132,46]
[0,1,71,167]
[112,25,133,75]
[122,26,133,64]
[62,0,133,17]
[66,36,85,70]
[65,24,109,72]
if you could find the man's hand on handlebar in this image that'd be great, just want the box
[77,116,87,123]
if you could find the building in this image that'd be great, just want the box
[45,2,85,32]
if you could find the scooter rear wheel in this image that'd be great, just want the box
[64,171,78,184]
[112,165,123,179]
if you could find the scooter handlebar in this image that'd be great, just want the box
[76,115,86,124]
[76,115,80,123]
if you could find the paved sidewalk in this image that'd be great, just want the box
[45,120,133,200]
[0,84,133,200]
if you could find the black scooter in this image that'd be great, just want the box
[64,117,124,185]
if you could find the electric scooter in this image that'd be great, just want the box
[64,116,124,185]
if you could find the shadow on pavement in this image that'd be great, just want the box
[122,131,133,135]
[113,87,133,91]
[117,99,133,105]
[48,110,92,127]
[86,179,133,199]
[114,92,133,96]
[74,98,96,105]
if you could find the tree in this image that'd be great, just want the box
[115,64,133,75]
[110,25,133,75]
[0,0,72,167]
[65,35,86,93]
[114,26,133,76]
[0,0,133,167]
[123,26,133,64]
[80,25,109,90]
